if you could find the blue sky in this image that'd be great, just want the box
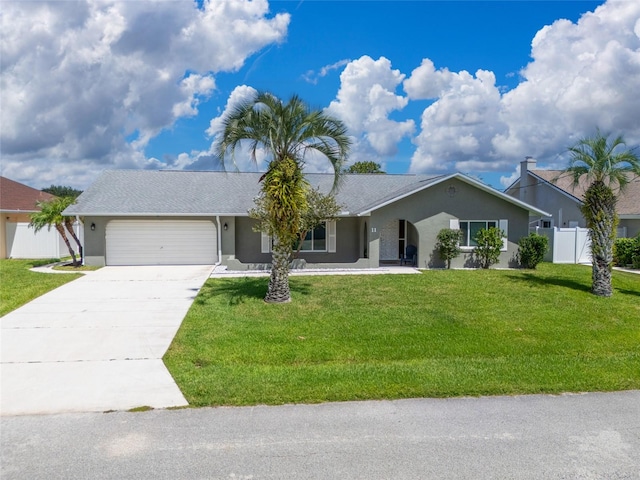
[148,1,603,185]
[2,0,638,191]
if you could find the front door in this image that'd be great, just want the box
[379,219,399,261]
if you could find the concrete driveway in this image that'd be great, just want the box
[1,265,213,416]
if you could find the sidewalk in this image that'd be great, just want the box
[210,265,422,278]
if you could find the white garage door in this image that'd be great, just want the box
[106,220,217,266]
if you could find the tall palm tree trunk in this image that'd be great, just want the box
[64,219,83,262]
[55,223,79,266]
[582,181,616,297]
[266,236,292,303]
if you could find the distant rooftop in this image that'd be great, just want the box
[0,176,56,212]
[531,170,640,216]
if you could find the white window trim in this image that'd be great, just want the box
[456,219,508,252]
[260,220,337,254]
[298,220,337,253]
[260,231,271,253]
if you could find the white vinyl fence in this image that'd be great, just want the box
[533,227,591,264]
[5,222,83,259]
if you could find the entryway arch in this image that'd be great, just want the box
[379,218,418,263]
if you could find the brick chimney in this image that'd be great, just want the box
[519,157,536,202]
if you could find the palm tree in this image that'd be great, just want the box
[30,197,81,266]
[215,92,351,303]
[562,131,640,297]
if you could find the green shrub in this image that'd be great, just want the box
[517,233,549,269]
[613,236,639,267]
[473,227,504,269]
[632,237,640,269]
[435,228,462,269]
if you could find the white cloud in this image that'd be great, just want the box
[407,67,504,173]
[407,0,640,177]
[302,59,351,85]
[0,0,289,187]
[326,56,415,163]
[499,165,521,189]
[493,0,640,160]
[203,85,266,172]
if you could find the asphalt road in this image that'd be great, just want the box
[2,391,639,480]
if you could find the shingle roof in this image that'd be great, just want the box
[65,169,549,217]
[0,176,56,212]
[531,170,640,216]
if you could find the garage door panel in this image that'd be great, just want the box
[106,220,217,266]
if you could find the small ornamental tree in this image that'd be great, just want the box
[473,227,504,269]
[517,233,549,269]
[250,186,343,259]
[296,187,342,258]
[344,161,385,174]
[435,228,462,269]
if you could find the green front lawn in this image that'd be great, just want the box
[164,264,640,406]
[0,259,82,316]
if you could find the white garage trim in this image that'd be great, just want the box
[106,220,217,266]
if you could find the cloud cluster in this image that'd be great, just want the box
[0,0,289,187]
[405,62,504,173]
[403,0,640,184]
[325,56,415,168]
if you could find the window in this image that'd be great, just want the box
[459,220,497,247]
[262,220,337,253]
[451,219,508,251]
[299,222,327,252]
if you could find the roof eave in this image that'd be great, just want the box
[1,208,39,214]
[358,173,552,217]
[63,211,248,217]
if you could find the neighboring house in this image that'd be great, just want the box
[506,158,640,238]
[0,176,67,259]
[65,170,550,269]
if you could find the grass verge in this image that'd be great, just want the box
[164,264,640,406]
[0,259,82,316]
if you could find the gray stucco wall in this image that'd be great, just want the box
[82,216,220,266]
[509,178,584,228]
[83,216,108,266]
[233,216,365,267]
[369,178,529,269]
[619,219,640,238]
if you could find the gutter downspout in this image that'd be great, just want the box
[215,216,223,268]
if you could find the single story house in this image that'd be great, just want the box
[65,170,550,269]
[0,176,62,259]
[506,158,640,238]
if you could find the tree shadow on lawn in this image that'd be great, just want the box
[506,271,640,297]
[505,272,591,294]
[195,277,312,306]
[617,288,640,297]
